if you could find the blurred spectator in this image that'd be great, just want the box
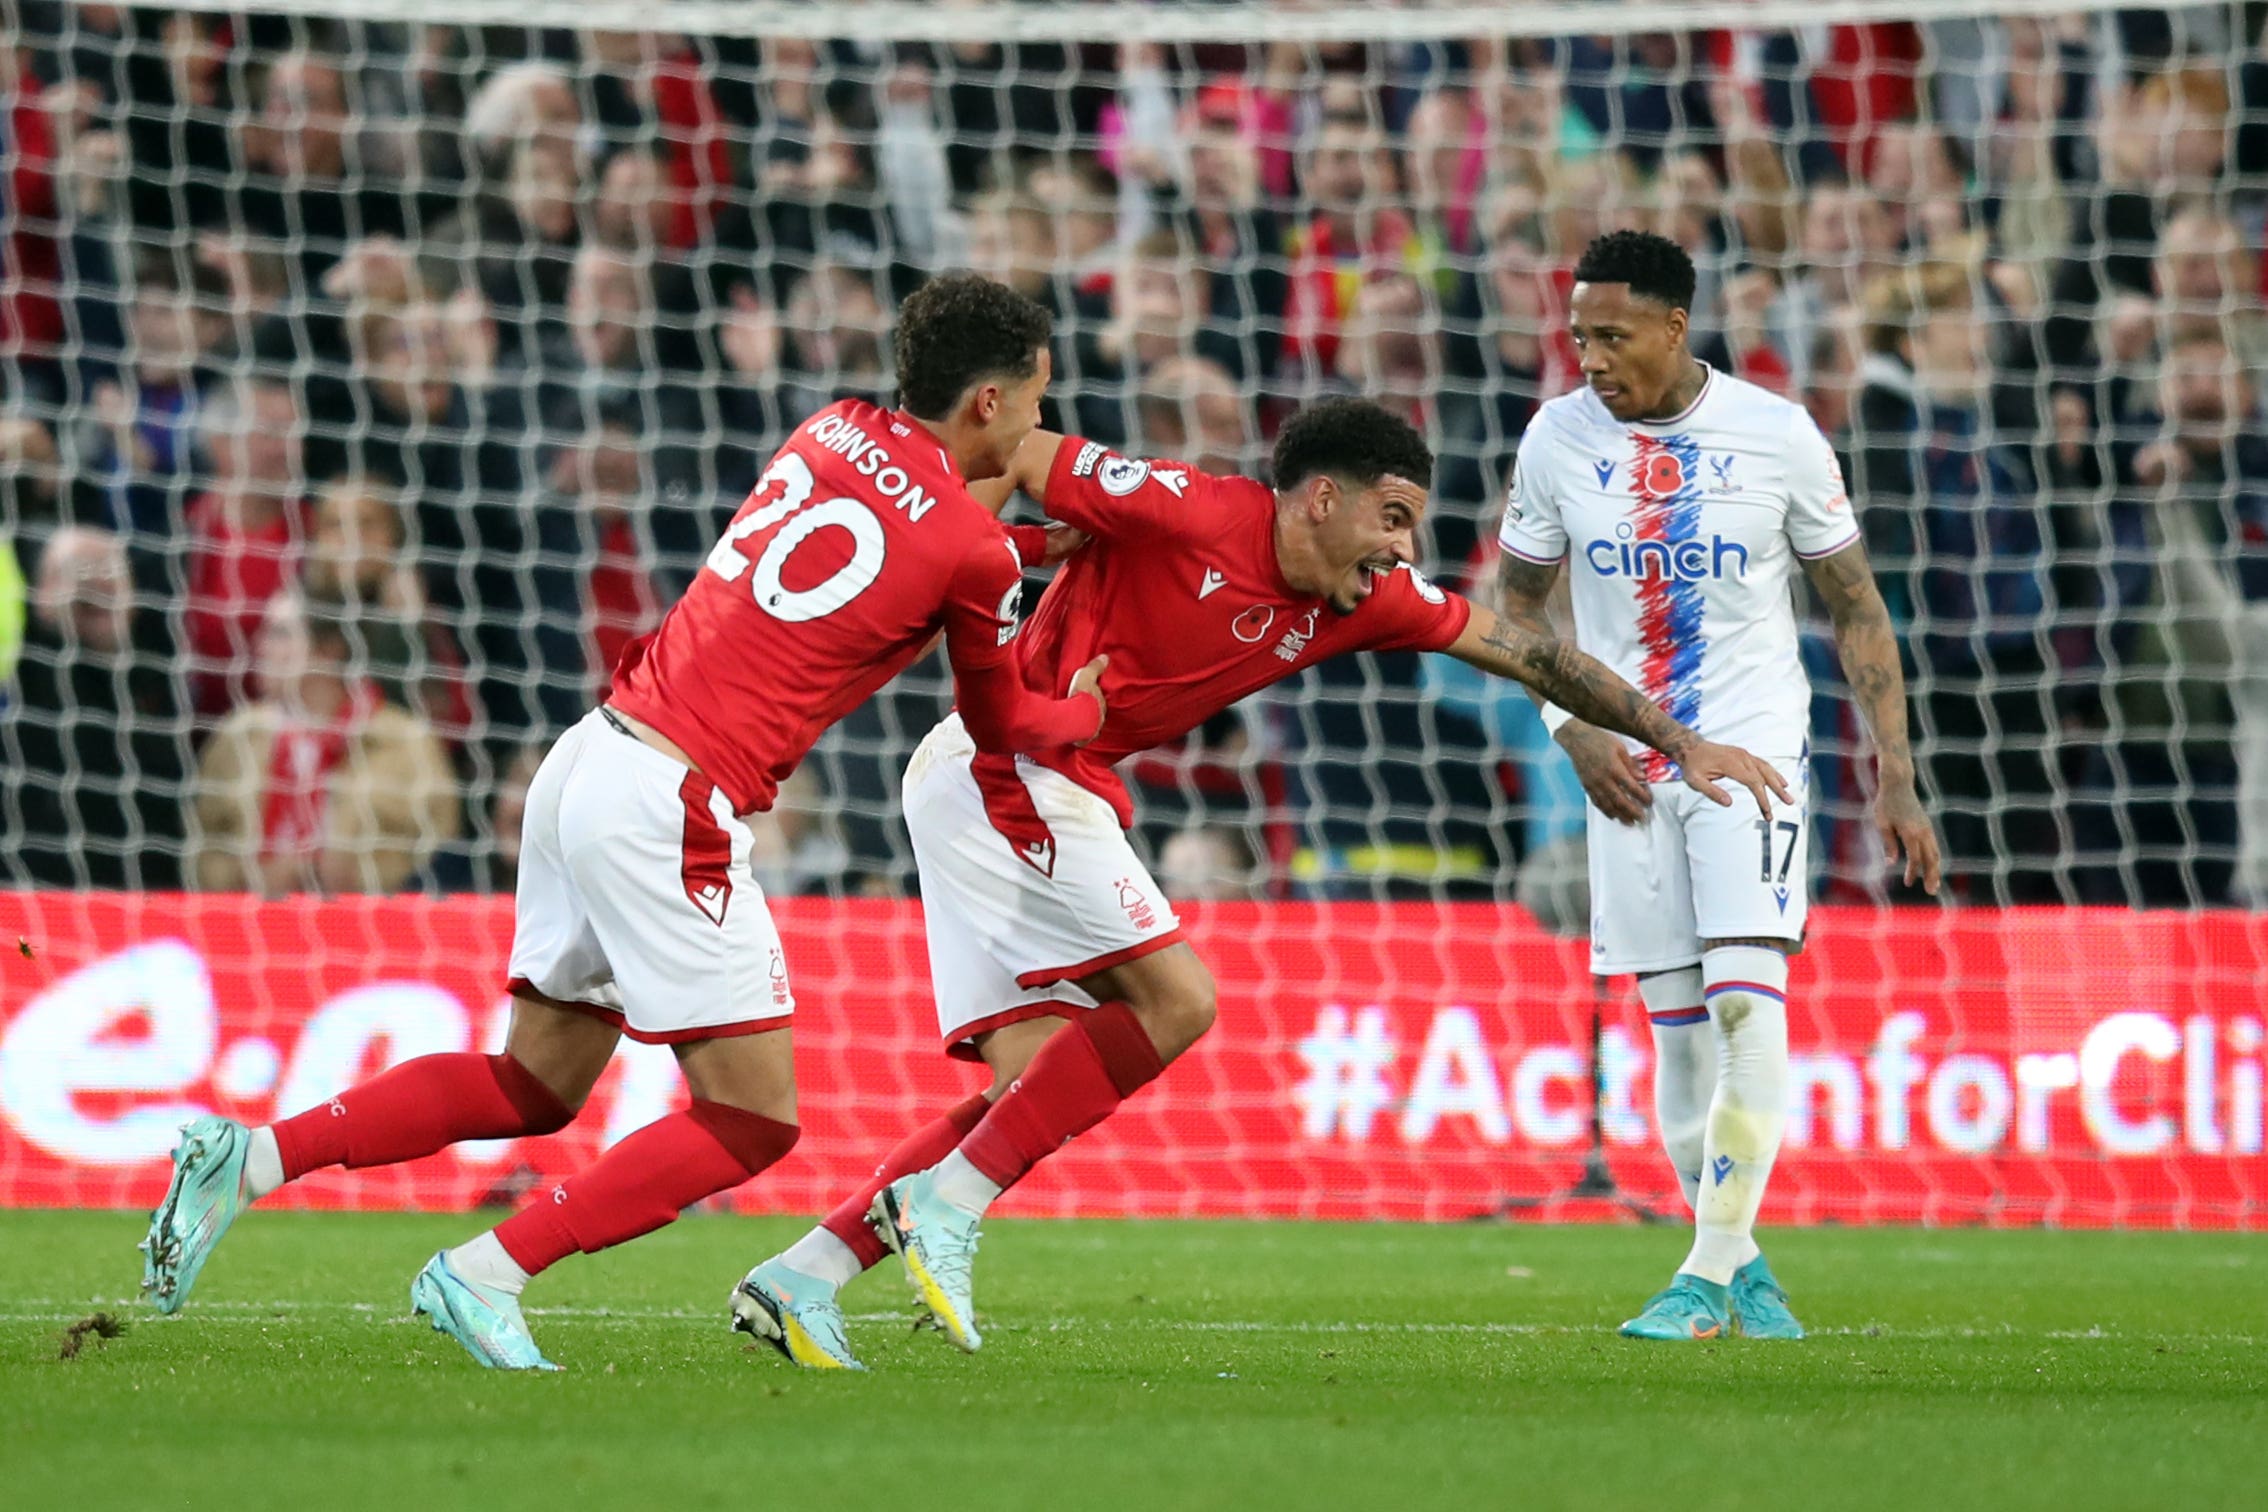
[2079,331,2267,904]
[1025,155,1123,302]
[1769,183,1903,395]
[1435,193,1552,556]
[578,31,734,254]
[1131,356,1254,477]
[2153,204,2268,376]
[466,125,583,367]
[183,375,311,719]
[1852,264,2065,900]
[961,188,1058,307]
[233,51,410,295]
[302,479,472,739]
[2,524,189,889]
[1401,89,1484,258]
[1,39,103,406]
[760,77,895,295]
[1331,270,1441,433]
[1281,95,1431,381]
[1134,81,1287,383]
[1071,226,1242,444]
[2047,61,2233,377]
[189,585,458,895]
[87,252,230,541]
[778,263,889,427]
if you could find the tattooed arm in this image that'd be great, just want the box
[1802,540,1942,893]
[1492,553,1652,823]
[1447,590,1791,815]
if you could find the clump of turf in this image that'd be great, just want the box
[57,1311,129,1360]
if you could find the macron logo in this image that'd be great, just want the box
[1199,567,1228,600]
[1018,840,1056,877]
[690,882,729,926]
[1711,1155,1734,1186]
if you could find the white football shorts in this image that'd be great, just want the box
[507,708,795,1041]
[904,713,1184,1060]
[1586,752,1810,974]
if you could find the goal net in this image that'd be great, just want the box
[1,0,2262,1227]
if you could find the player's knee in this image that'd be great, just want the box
[494,1052,581,1132]
[1145,972,1218,1061]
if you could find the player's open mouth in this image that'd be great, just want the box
[1355,562,1390,598]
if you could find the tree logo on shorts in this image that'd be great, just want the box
[1116,878,1157,930]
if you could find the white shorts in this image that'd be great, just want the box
[904,714,1184,1060]
[507,708,795,1042]
[1586,753,1809,974]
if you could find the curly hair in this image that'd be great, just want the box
[1573,230,1697,313]
[1271,397,1434,493]
[893,273,1054,420]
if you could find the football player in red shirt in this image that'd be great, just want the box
[735,397,1789,1367]
[141,276,1107,1370]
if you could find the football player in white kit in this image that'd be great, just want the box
[1497,231,1942,1341]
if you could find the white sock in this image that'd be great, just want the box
[928,1150,1003,1218]
[242,1126,286,1202]
[1639,968,1712,1212]
[445,1230,531,1297]
[1680,945,1790,1286]
[777,1227,863,1289]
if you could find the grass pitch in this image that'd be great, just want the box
[1,1210,2259,1512]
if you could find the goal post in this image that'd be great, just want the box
[1,0,2263,1228]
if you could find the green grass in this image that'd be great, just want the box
[1,1211,2260,1512]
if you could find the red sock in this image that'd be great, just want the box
[493,1100,799,1277]
[820,1093,992,1269]
[271,1052,574,1180]
[957,1002,1163,1190]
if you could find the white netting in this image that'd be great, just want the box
[1,0,2264,1227]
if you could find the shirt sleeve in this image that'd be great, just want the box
[1785,414,1864,559]
[1039,437,1217,542]
[1003,522,1051,567]
[1495,429,1570,565]
[941,533,1103,750]
[1359,564,1474,653]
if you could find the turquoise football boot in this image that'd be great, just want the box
[1732,1254,1805,1340]
[871,1172,984,1353]
[410,1252,561,1371]
[1619,1274,1735,1341]
[140,1116,253,1314]
[731,1258,865,1370]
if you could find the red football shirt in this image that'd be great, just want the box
[610,399,1090,814]
[185,491,306,717]
[978,438,1472,827]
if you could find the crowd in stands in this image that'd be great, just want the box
[3,3,2267,910]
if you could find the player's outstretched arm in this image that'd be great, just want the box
[1802,540,1942,895]
[1446,597,1792,817]
[1496,553,1651,824]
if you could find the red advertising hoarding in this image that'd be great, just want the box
[0,892,2260,1227]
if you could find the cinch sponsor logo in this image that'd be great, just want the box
[1585,523,1750,581]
